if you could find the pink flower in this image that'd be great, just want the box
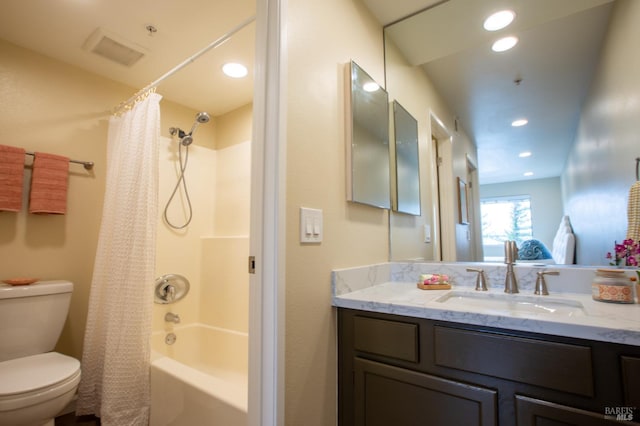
[608,239,640,267]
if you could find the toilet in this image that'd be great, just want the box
[0,280,81,426]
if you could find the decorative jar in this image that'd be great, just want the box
[592,268,635,303]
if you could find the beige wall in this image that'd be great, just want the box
[385,37,477,262]
[0,38,118,359]
[285,0,389,424]
[283,0,481,421]
[562,0,640,265]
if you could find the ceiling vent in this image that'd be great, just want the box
[83,28,147,67]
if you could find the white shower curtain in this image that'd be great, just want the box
[77,93,162,425]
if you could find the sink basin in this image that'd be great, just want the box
[435,291,586,317]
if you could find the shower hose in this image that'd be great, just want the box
[163,142,192,229]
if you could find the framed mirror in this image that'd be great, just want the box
[345,60,391,209]
[392,100,421,215]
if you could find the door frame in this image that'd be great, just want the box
[430,112,454,262]
[249,0,286,424]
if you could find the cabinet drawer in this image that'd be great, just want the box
[515,395,618,425]
[434,326,593,396]
[353,316,419,362]
[355,358,497,426]
[621,356,640,407]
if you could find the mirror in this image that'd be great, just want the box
[381,0,637,265]
[346,60,391,209]
[392,100,421,216]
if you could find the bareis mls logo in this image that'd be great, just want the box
[604,406,634,421]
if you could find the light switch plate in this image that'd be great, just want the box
[300,207,323,243]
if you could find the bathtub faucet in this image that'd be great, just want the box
[165,312,181,324]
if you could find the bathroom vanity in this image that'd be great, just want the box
[333,263,640,425]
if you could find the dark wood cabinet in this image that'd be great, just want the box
[515,395,622,425]
[354,358,496,426]
[338,308,640,425]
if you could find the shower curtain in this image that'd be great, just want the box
[77,93,162,425]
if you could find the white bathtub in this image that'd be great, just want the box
[150,324,248,426]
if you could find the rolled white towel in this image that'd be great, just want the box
[626,181,640,241]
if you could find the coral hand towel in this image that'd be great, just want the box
[29,152,69,214]
[0,144,26,212]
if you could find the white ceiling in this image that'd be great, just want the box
[0,0,255,118]
[0,0,616,185]
[365,0,615,184]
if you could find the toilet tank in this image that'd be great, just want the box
[0,280,73,362]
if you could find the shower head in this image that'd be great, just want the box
[196,111,210,124]
[183,111,211,145]
[171,111,211,146]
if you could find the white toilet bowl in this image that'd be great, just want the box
[0,352,81,426]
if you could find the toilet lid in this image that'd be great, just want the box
[0,352,80,396]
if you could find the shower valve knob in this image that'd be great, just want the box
[154,274,190,304]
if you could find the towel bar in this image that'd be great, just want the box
[25,151,94,170]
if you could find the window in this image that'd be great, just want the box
[481,196,533,248]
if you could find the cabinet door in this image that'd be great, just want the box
[515,395,623,425]
[354,358,497,426]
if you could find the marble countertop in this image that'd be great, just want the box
[331,263,640,346]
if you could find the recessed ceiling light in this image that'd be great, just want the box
[363,82,380,92]
[222,62,248,78]
[512,118,528,127]
[524,171,534,177]
[483,10,516,31]
[519,151,532,158]
[492,36,518,52]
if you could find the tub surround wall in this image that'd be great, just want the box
[213,141,251,237]
[200,236,249,333]
[154,139,216,329]
[153,105,251,334]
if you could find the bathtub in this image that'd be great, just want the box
[149,323,248,426]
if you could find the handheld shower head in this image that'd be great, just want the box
[196,112,210,124]
[189,111,211,136]
[171,112,211,146]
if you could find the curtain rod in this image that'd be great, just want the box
[114,15,256,114]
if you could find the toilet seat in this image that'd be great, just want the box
[0,352,81,412]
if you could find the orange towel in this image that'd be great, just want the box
[0,145,26,212]
[29,152,69,214]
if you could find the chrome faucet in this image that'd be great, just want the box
[535,270,559,295]
[165,312,181,324]
[504,240,519,294]
[466,268,488,291]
